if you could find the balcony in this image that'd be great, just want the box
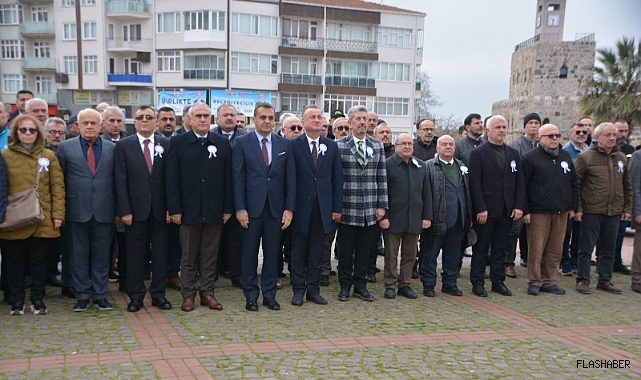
[23,57,56,71]
[325,75,375,88]
[183,69,225,80]
[325,39,377,54]
[105,0,152,19]
[34,93,57,105]
[106,37,153,52]
[21,21,55,37]
[107,73,152,86]
[280,37,378,57]
[280,73,322,85]
[281,36,323,50]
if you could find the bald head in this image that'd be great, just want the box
[394,133,414,161]
[436,135,456,161]
[538,124,561,149]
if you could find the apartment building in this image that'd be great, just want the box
[1,0,425,133]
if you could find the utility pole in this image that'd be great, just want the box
[75,0,83,89]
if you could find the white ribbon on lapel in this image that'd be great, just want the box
[460,165,468,175]
[366,146,374,158]
[319,143,327,156]
[510,160,517,173]
[412,158,421,168]
[38,157,50,172]
[208,145,217,158]
[618,160,624,173]
[561,161,570,174]
[154,145,164,158]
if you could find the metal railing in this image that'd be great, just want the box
[575,33,595,42]
[325,75,375,88]
[281,36,323,50]
[280,73,322,85]
[21,21,55,35]
[107,73,152,83]
[515,33,563,51]
[281,36,377,54]
[183,69,225,80]
[23,57,56,70]
[106,37,153,51]
[105,0,151,14]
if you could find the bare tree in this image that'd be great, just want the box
[415,71,442,121]
[434,114,462,138]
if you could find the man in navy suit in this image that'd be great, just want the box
[167,102,233,312]
[468,115,526,297]
[57,108,117,312]
[114,106,172,312]
[289,105,343,306]
[232,102,296,311]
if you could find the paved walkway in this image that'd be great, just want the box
[0,234,639,379]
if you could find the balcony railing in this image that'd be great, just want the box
[514,33,563,51]
[107,73,152,83]
[23,57,56,71]
[105,1,151,15]
[183,69,225,80]
[281,36,377,54]
[106,37,153,51]
[575,33,595,42]
[325,75,375,88]
[280,73,322,85]
[21,21,55,36]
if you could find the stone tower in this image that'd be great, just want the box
[492,0,596,142]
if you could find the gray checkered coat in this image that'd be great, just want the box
[337,134,388,227]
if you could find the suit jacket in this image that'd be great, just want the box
[56,136,116,223]
[384,154,429,235]
[166,131,233,224]
[425,157,473,235]
[101,130,128,143]
[629,150,641,230]
[114,134,169,222]
[212,126,247,148]
[175,127,188,135]
[232,132,296,218]
[291,134,343,234]
[337,134,388,227]
[467,141,525,218]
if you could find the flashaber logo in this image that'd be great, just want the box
[576,359,631,369]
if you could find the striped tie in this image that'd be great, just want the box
[357,141,365,165]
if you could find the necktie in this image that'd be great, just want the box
[87,141,96,174]
[225,132,232,140]
[261,137,269,166]
[143,139,152,174]
[199,137,206,144]
[357,140,365,165]
[311,141,318,168]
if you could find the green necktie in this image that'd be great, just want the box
[357,141,365,165]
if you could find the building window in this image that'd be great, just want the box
[231,52,277,75]
[376,27,412,48]
[63,23,76,40]
[157,12,180,33]
[325,59,375,87]
[231,13,277,37]
[183,53,225,79]
[62,0,74,6]
[372,62,410,82]
[1,40,25,60]
[83,22,97,40]
[281,93,317,113]
[83,55,97,74]
[34,42,50,58]
[559,65,568,79]
[157,51,181,72]
[282,18,317,39]
[124,24,141,41]
[82,0,96,5]
[184,11,225,31]
[3,74,27,93]
[31,6,48,22]
[0,5,23,25]
[36,76,52,94]
[373,97,409,116]
[64,56,77,74]
[327,23,370,42]
[323,94,371,114]
[282,56,317,75]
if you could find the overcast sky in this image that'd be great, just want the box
[381,0,641,122]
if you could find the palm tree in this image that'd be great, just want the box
[579,36,641,128]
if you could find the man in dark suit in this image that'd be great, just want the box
[101,106,128,143]
[289,105,343,306]
[336,105,388,302]
[57,108,117,312]
[167,102,233,312]
[115,106,172,312]
[7,90,33,124]
[468,115,526,297]
[232,102,296,311]
[175,105,191,135]
[212,103,247,288]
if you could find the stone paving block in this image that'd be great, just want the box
[591,335,641,356]
[2,360,156,380]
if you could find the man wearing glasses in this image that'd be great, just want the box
[44,117,67,153]
[521,124,577,296]
[333,117,350,140]
[282,116,303,140]
[413,119,437,161]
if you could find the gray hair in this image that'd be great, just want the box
[25,98,48,112]
[279,112,295,126]
[103,105,124,120]
[347,105,368,121]
[78,108,103,122]
[188,102,210,117]
[216,103,236,115]
[486,115,507,130]
[594,122,617,136]
[282,116,300,129]
[332,117,348,129]
[373,123,390,135]
[44,117,67,132]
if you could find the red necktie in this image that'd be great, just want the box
[143,139,152,174]
[87,141,96,174]
[261,137,269,166]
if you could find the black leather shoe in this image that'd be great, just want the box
[62,286,76,299]
[329,270,337,276]
[397,286,417,299]
[127,299,143,312]
[319,275,329,286]
[441,286,463,296]
[152,297,172,310]
[423,286,435,297]
[245,298,258,311]
[291,294,304,306]
[491,282,512,296]
[337,287,350,301]
[472,284,488,297]
[306,293,328,305]
[353,287,374,301]
[384,288,396,299]
[613,263,631,275]
[366,274,376,283]
[263,297,281,310]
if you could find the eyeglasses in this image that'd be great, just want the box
[541,133,562,139]
[47,130,66,136]
[574,130,588,135]
[336,126,350,131]
[18,127,38,135]
[419,128,435,132]
[289,125,303,131]
[135,115,155,121]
